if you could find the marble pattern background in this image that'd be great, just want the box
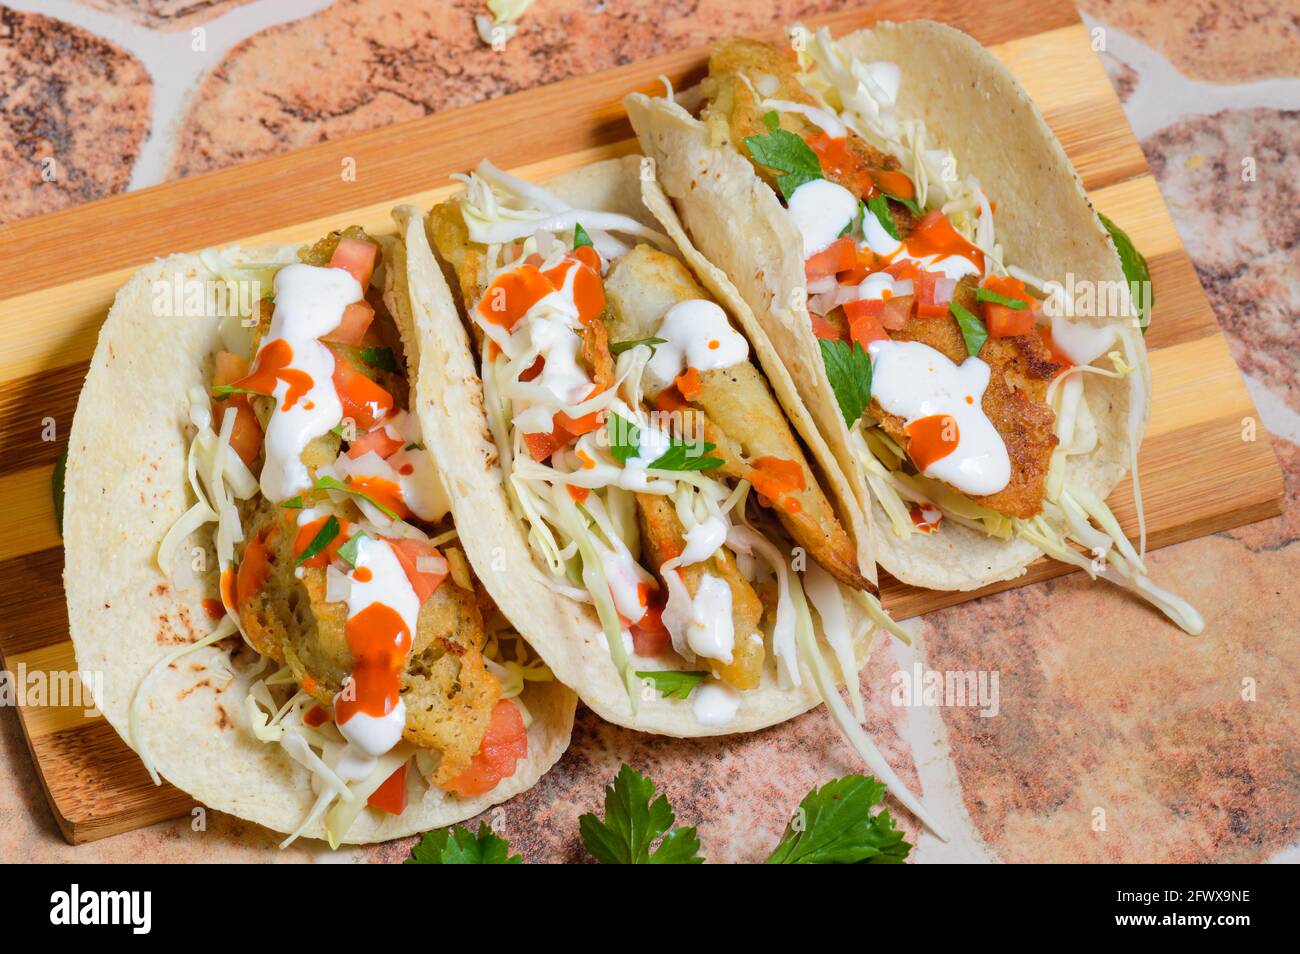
[0,0,1295,863]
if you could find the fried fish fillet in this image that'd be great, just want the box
[866,278,1061,518]
[635,492,765,690]
[236,503,500,784]
[604,244,870,589]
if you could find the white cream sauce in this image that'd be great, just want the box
[868,339,1011,496]
[691,679,741,725]
[661,566,735,663]
[646,299,749,389]
[257,264,362,502]
[787,178,858,258]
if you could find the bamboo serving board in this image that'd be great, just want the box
[0,0,1282,845]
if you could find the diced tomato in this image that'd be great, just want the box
[572,244,601,273]
[331,348,394,430]
[442,700,529,798]
[346,426,403,460]
[912,270,948,318]
[980,274,1035,337]
[884,259,919,281]
[631,601,671,657]
[523,429,562,462]
[804,237,858,282]
[843,299,889,346]
[367,762,408,815]
[304,704,330,727]
[674,366,702,401]
[556,408,602,437]
[386,537,448,604]
[881,293,914,331]
[810,312,847,341]
[653,386,689,413]
[211,351,263,468]
[567,484,590,504]
[322,300,376,345]
[519,355,545,382]
[330,237,378,288]
[983,303,1035,337]
[836,247,876,285]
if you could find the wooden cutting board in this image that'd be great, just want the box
[0,0,1282,845]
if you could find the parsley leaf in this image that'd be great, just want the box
[636,670,708,701]
[743,111,823,201]
[336,530,367,568]
[1098,212,1153,332]
[975,286,1027,309]
[606,414,640,464]
[950,301,988,357]
[294,514,340,566]
[359,346,397,372]
[819,338,873,427]
[579,765,704,864]
[609,336,667,355]
[765,775,912,864]
[881,188,921,217]
[406,823,521,864]
[648,440,723,472]
[281,496,304,509]
[211,384,265,399]
[312,474,399,520]
[573,222,593,250]
[866,194,899,240]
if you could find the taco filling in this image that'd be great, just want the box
[145,228,554,847]
[690,29,1201,633]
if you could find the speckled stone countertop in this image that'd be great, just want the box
[0,0,1295,863]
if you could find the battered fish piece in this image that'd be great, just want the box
[635,493,765,690]
[604,245,870,589]
[703,38,916,233]
[236,504,501,785]
[864,278,1061,518]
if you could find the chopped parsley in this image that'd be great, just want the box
[819,338,873,427]
[975,286,1028,309]
[950,301,988,357]
[866,193,899,240]
[573,222,593,250]
[312,474,399,520]
[743,111,824,201]
[1098,212,1153,331]
[636,670,708,701]
[294,514,339,566]
[336,530,367,568]
[609,336,667,355]
[359,346,397,373]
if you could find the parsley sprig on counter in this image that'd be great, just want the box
[406,764,913,864]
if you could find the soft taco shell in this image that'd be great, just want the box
[64,217,576,844]
[625,19,1149,591]
[403,157,878,735]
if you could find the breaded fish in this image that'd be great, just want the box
[866,278,1061,518]
[604,244,870,589]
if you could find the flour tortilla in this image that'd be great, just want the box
[625,19,1150,591]
[402,157,878,735]
[64,218,576,844]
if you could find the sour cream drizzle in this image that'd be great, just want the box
[646,299,749,387]
[253,264,362,502]
[661,565,735,663]
[691,679,741,725]
[868,339,1011,496]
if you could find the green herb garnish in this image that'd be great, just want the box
[1098,212,1153,331]
[866,194,899,240]
[210,384,265,399]
[281,496,304,509]
[975,286,1027,309]
[294,514,340,566]
[881,189,921,217]
[573,222,593,250]
[636,670,708,701]
[819,338,873,427]
[406,823,521,864]
[743,111,824,201]
[336,530,367,568]
[579,765,704,864]
[647,440,723,473]
[950,301,988,357]
[359,346,397,373]
[312,474,399,520]
[606,414,641,464]
[765,775,912,864]
[609,337,667,355]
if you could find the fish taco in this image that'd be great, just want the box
[625,20,1202,633]
[63,209,576,847]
